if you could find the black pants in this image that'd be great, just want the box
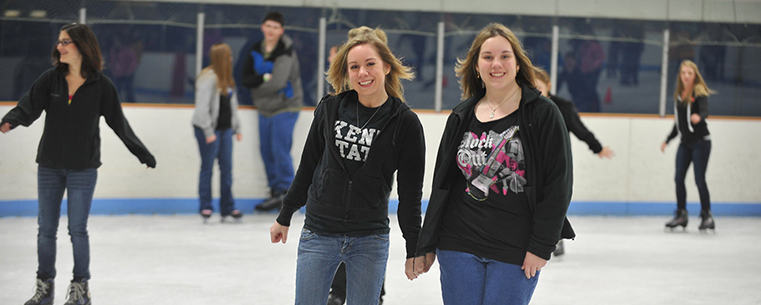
[330,262,386,303]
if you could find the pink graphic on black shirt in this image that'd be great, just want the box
[456,126,526,200]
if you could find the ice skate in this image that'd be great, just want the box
[63,279,91,305]
[24,278,54,305]
[201,209,212,224]
[698,210,716,233]
[221,210,243,223]
[255,190,284,212]
[665,209,688,231]
[553,240,565,256]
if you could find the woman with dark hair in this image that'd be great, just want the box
[269,26,427,304]
[416,23,575,305]
[192,43,243,223]
[662,60,716,232]
[1,23,156,305]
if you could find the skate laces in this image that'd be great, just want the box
[66,281,87,302]
[30,279,51,301]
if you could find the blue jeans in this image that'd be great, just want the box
[437,249,539,305]
[258,111,298,192]
[675,140,711,211]
[194,127,236,215]
[37,166,98,280]
[295,228,388,305]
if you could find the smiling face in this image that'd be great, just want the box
[57,30,82,68]
[477,35,520,93]
[347,43,389,103]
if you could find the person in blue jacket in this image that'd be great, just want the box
[241,11,304,212]
[1,23,155,305]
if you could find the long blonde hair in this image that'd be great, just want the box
[674,59,715,103]
[326,26,413,102]
[455,23,536,100]
[203,43,235,95]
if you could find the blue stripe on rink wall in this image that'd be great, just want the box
[1,199,760,217]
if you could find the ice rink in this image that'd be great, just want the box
[1,213,760,305]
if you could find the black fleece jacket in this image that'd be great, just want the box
[1,68,155,170]
[417,83,575,261]
[550,94,603,154]
[276,91,426,258]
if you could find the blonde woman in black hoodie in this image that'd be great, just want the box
[269,26,427,304]
[662,60,716,232]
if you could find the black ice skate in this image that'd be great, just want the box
[553,240,565,256]
[24,278,54,305]
[665,209,688,231]
[221,210,243,223]
[63,279,91,305]
[699,210,716,233]
[255,190,284,212]
[200,209,212,224]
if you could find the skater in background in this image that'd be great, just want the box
[556,52,600,112]
[416,23,574,305]
[534,67,614,159]
[270,26,426,304]
[661,60,716,232]
[192,43,243,223]
[533,66,613,256]
[1,23,156,305]
[241,11,304,212]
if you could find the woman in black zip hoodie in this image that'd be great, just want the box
[661,60,716,232]
[1,23,155,305]
[416,23,574,305]
[269,26,427,304]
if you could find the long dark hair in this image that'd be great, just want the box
[52,23,103,78]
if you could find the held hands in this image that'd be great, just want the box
[406,252,437,280]
[521,251,547,279]
[270,221,289,244]
[0,122,11,133]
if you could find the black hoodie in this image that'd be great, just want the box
[276,91,426,258]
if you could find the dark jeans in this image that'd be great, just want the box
[675,140,712,211]
[258,111,298,192]
[36,166,98,280]
[330,262,385,303]
[194,127,236,215]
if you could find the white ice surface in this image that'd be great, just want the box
[1,214,760,304]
